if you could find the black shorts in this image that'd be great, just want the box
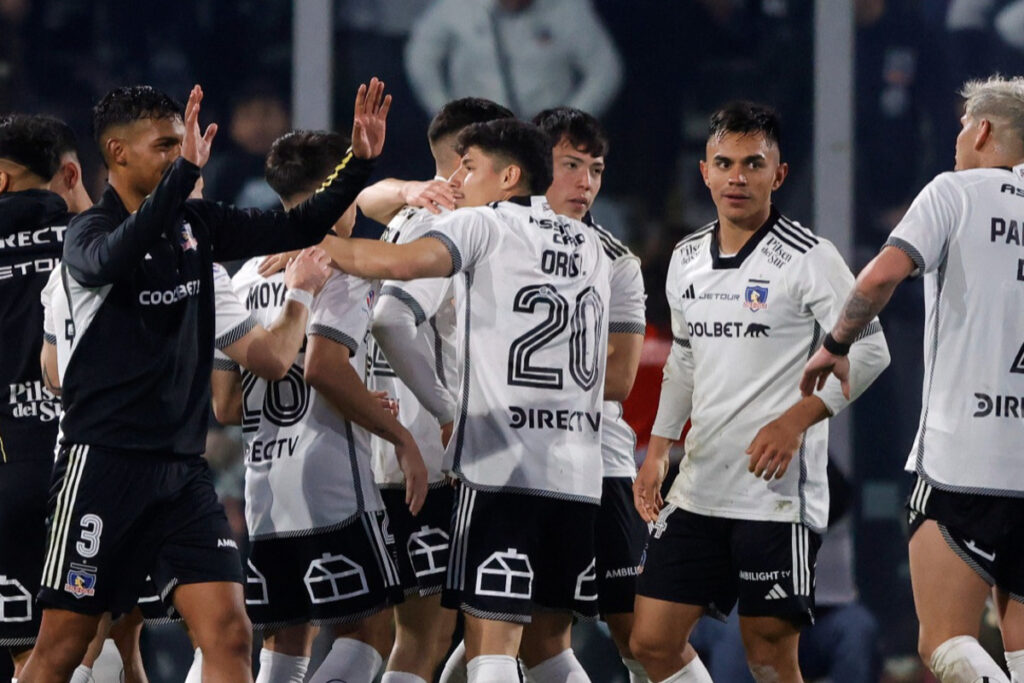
[0,459,51,646]
[637,505,820,626]
[442,484,599,624]
[245,510,404,629]
[595,477,646,616]
[37,445,243,616]
[381,483,454,597]
[908,476,1024,600]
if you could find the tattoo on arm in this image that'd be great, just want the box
[833,291,881,344]
[42,365,61,397]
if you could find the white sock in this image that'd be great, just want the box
[1006,649,1024,682]
[440,641,468,683]
[467,655,519,683]
[308,638,384,683]
[929,636,1009,683]
[70,665,94,683]
[525,649,589,683]
[660,654,712,683]
[184,649,203,683]
[256,649,310,683]
[622,658,650,683]
[381,673,429,683]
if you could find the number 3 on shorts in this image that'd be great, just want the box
[76,514,103,558]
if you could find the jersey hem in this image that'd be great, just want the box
[912,465,1024,499]
[668,498,826,534]
[459,479,601,506]
[248,509,381,541]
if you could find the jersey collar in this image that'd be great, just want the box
[710,205,780,270]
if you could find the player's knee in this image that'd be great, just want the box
[203,610,253,662]
[628,628,671,665]
[605,616,635,657]
[743,633,795,677]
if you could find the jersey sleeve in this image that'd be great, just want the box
[40,268,61,344]
[213,263,257,350]
[885,172,961,276]
[307,273,368,354]
[651,256,695,440]
[420,208,499,276]
[608,256,646,335]
[793,242,890,415]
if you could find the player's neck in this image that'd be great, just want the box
[108,174,146,213]
[718,206,771,254]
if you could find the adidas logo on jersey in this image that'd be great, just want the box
[680,283,696,299]
[764,584,789,600]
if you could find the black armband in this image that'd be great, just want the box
[822,332,851,356]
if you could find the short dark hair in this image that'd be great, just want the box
[92,85,184,143]
[265,130,351,201]
[455,119,553,195]
[428,98,515,146]
[708,101,781,149]
[532,107,609,158]
[0,114,67,179]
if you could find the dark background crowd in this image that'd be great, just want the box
[3,0,1020,680]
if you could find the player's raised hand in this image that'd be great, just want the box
[181,85,218,168]
[351,77,391,160]
[402,179,457,214]
[633,447,669,523]
[746,415,803,480]
[284,247,330,295]
[800,346,851,399]
[395,436,428,516]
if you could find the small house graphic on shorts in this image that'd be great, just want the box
[304,553,368,603]
[0,576,32,622]
[244,560,269,606]
[476,548,533,599]
[408,526,450,577]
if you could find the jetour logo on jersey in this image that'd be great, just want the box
[179,222,198,252]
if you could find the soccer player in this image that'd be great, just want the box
[19,79,389,683]
[325,118,611,683]
[213,129,427,683]
[801,75,1024,683]
[530,107,648,682]
[0,114,83,681]
[361,98,514,683]
[631,102,889,683]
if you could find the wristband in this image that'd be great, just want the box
[822,332,851,356]
[285,288,314,310]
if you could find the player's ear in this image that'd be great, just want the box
[975,118,992,151]
[501,163,523,191]
[772,161,789,191]
[54,161,79,193]
[699,159,710,188]
[104,136,127,167]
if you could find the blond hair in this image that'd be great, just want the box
[961,75,1024,144]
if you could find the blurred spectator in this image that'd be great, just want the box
[404,0,623,120]
[947,0,1024,85]
[0,0,29,110]
[202,82,290,209]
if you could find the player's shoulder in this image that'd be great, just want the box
[229,258,265,293]
[673,221,715,251]
[584,214,637,263]
[765,212,820,258]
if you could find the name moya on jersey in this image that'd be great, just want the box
[246,281,287,311]
[508,405,601,432]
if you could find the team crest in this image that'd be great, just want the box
[179,223,198,252]
[744,285,769,312]
[64,564,97,599]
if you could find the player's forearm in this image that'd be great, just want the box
[372,313,457,424]
[604,332,643,402]
[778,395,831,433]
[818,327,892,415]
[332,237,451,281]
[650,343,695,440]
[356,178,408,225]
[831,247,912,344]
[210,369,243,425]
[40,342,61,396]
[306,361,413,447]
[244,301,309,380]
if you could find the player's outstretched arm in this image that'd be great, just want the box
[800,246,913,398]
[605,332,644,402]
[220,248,330,381]
[305,335,428,514]
[357,178,457,224]
[329,236,454,281]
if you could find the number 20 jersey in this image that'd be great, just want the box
[227,259,383,539]
[886,165,1024,494]
[427,196,612,504]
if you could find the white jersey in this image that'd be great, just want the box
[230,259,383,539]
[652,209,889,531]
[211,263,257,367]
[426,196,611,503]
[41,268,72,383]
[886,165,1024,494]
[368,207,459,487]
[584,214,646,479]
